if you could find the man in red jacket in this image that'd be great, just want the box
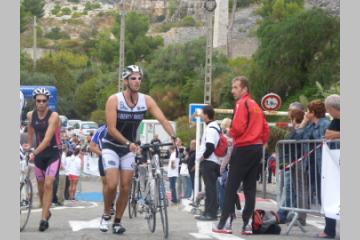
[213,76,270,235]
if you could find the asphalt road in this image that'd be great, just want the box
[20,177,339,240]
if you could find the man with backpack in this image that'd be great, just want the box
[195,105,222,221]
[213,76,270,235]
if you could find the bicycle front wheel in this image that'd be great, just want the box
[146,203,156,233]
[157,177,169,238]
[20,179,32,232]
[128,179,138,219]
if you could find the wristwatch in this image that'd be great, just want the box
[125,141,131,149]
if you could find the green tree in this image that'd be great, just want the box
[20,4,31,33]
[112,12,164,65]
[176,116,196,146]
[74,78,98,118]
[250,9,339,100]
[22,0,45,18]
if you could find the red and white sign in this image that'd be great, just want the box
[261,93,282,111]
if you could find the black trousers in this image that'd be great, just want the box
[324,217,336,237]
[200,160,220,217]
[220,144,262,225]
[64,175,70,200]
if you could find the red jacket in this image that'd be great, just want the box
[230,93,270,147]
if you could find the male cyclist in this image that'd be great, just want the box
[24,88,61,232]
[100,65,176,234]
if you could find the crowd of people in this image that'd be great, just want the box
[20,65,340,238]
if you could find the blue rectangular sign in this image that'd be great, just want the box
[189,104,207,123]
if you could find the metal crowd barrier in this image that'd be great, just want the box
[276,139,340,234]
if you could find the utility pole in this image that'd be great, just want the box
[227,0,237,57]
[118,0,126,92]
[203,0,216,105]
[33,16,37,70]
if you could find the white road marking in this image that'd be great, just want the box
[189,221,245,240]
[69,217,101,232]
[181,198,194,213]
[189,233,213,239]
[307,219,325,230]
[31,201,98,213]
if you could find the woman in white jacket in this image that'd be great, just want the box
[66,145,83,200]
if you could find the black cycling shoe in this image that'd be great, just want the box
[112,223,126,234]
[39,220,49,232]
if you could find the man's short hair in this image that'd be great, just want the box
[288,102,305,111]
[325,94,340,111]
[202,105,215,120]
[232,76,250,93]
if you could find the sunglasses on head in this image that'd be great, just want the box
[129,77,142,81]
[36,99,48,103]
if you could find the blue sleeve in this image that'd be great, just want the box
[91,130,101,145]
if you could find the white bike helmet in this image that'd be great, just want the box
[122,65,143,80]
[32,87,51,99]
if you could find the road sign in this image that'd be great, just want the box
[261,93,282,111]
[189,104,207,123]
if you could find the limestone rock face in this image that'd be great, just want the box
[305,0,340,16]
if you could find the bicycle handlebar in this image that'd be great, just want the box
[140,142,174,150]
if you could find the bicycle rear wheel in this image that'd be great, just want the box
[20,179,32,232]
[157,177,169,238]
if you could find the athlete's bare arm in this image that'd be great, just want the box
[89,141,101,156]
[26,111,34,150]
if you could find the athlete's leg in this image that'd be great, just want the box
[72,179,79,199]
[115,170,133,219]
[102,149,121,216]
[42,175,55,220]
[105,169,119,215]
[34,167,46,207]
[115,152,135,220]
[41,158,60,220]
[37,181,45,207]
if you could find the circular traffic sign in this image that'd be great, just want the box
[204,0,217,12]
[261,93,282,111]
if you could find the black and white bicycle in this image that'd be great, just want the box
[128,142,172,239]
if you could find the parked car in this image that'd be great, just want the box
[75,121,99,136]
[59,115,68,131]
[67,119,82,129]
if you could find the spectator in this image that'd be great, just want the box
[277,102,308,224]
[195,105,221,221]
[213,76,270,235]
[317,94,340,239]
[66,145,83,201]
[150,134,162,145]
[57,144,69,206]
[168,146,179,204]
[217,118,235,213]
[176,138,187,199]
[180,147,192,199]
[300,100,330,204]
[187,139,196,195]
